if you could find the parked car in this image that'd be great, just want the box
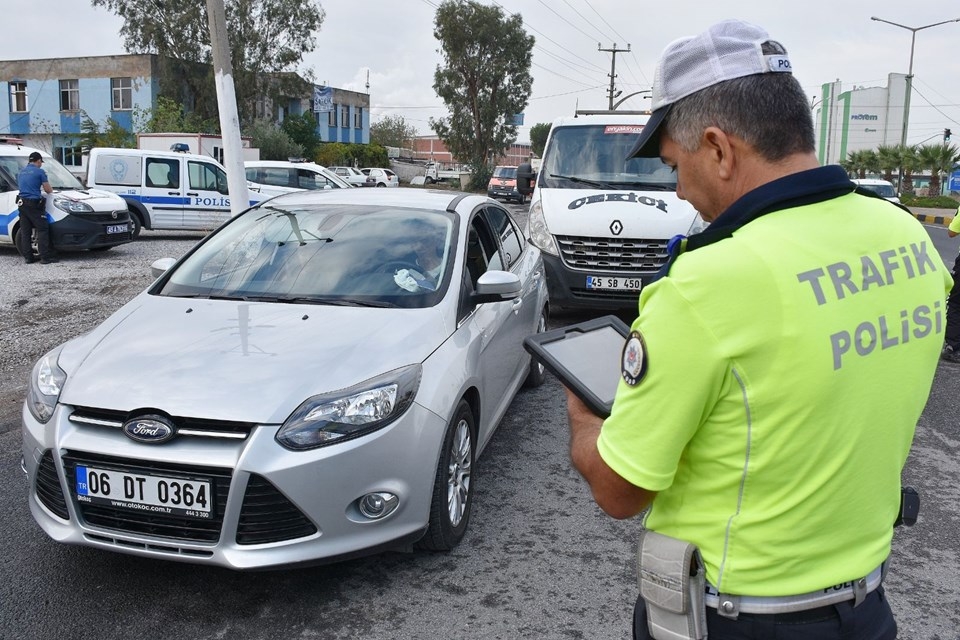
[0,140,132,254]
[852,178,900,204]
[487,165,523,203]
[22,187,549,569]
[245,160,352,197]
[361,167,400,188]
[330,166,376,187]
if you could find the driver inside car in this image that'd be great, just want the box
[393,221,446,292]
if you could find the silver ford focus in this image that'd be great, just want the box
[22,188,549,569]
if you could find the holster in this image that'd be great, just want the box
[637,530,707,640]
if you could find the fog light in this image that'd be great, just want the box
[358,492,399,519]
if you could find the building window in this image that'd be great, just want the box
[9,81,27,113]
[111,77,132,110]
[58,144,83,167]
[60,79,80,112]
[328,107,337,127]
[340,105,349,128]
[354,107,363,129]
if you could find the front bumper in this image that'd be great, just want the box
[50,211,133,251]
[541,251,650,311]
[22,399,446,569]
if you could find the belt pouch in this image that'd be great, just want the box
[637,529,707,640]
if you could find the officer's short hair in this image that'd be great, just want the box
[28,152,43,163]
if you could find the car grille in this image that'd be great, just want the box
[62,451,232,543]
[569,287,642,303]
[35,451,70,519]
[236,474,318,545]
[74,210,131,223]
[69,406,257,441]
[556,235,670,274]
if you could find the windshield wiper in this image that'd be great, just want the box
[548,173,613,189]
[610,181,676,191]
[251,296,400,308]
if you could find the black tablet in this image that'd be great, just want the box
[523,315,631,418]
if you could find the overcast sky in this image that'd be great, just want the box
[3,0,959,146]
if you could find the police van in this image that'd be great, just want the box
[0,139,132,255]
[517,112,705,310]
[86,147,267,237]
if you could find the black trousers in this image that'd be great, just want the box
[946,251,960,350]
[633,587,897,640]
[17,198,54,261]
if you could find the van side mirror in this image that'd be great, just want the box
[517,162,536,196]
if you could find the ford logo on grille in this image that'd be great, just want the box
[122,415,176,444]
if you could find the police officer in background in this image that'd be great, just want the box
[566,19,953,640]
[940,212,960,362]
[17,151,57,264]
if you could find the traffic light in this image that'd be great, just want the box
[945,128,952,142]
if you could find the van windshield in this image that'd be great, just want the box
[540,125,676,190]
[0,154,84,190]
[493,166,517,179]
[859,183,896,198]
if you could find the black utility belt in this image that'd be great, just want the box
[19,197,44,203]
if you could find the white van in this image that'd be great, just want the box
[0,140,132,254]
[86,147,267,237]
[852,178,900,204]
[516,113,705,310]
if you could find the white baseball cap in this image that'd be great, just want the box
[627,19,793,159]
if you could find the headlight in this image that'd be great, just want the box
[687,213,708,235]
[27,349,67,423]
[276,364,422,450]
[525,199,558,256]
[53,197,93,214]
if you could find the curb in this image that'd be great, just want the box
[909,210,956,227]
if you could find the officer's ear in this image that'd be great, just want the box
[701,127,736,181]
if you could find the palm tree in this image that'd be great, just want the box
[842,150,872,178]
[897,144,919,195]
[876,145,900,183]
[917,143,960,196]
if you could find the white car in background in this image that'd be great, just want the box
[330,166,376,187]
[362,167,399,188]
[852,178,900,204]
[245,160,352,197]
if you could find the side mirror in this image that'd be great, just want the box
[150,257,177,279]
[472,270,521,304]
[516,162,536,196]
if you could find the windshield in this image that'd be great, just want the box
[540,125,676,190]
[493,166,517,179]
[0,154,84,190]
[156,203,457,309]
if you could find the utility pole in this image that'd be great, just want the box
[599,43,630,110]
[206,0,249,217]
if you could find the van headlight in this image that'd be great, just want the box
[525,199,559,256]
[687,213,708,235]
[276,365,421,450]
[53,197,93,214]
[27,349,67,424]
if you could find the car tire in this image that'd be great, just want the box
[127,210,142,239]
[12,226,39,260]
[524,307,549,388]
[417,399,475,551]
[425,177,435,185]
[377,182,386,187]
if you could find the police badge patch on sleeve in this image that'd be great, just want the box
[621,331,647,386]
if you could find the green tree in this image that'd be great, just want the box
[133,96,219,134]
[91,0,325,125]
[246,119,303,160]
[430,0,534,190]
[916,143,960,196]
[875,144,900,183]
[841,150,870,178]
[529,122,550,158]
[370,114,418,149]
[79,111,136,150]
[897,144,919,195]
[280,112,322,158]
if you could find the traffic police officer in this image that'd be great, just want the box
[941,211,960,362]
[565,19,953,640]
[16,151,57,264]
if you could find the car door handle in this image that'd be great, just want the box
[187,192,199,196]
[168,191,180,195]
[512,298,523,314]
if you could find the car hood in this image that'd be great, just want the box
[538,188,698,238]
[58,294,451,424]
[51,188,126,208]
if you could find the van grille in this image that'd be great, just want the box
[556,235,669,274]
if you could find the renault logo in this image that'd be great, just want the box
[122,415,176,444]
[610,220,623,235]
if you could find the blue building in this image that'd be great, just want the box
[0,54,370,174]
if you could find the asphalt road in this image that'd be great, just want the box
[1,201,958,640]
